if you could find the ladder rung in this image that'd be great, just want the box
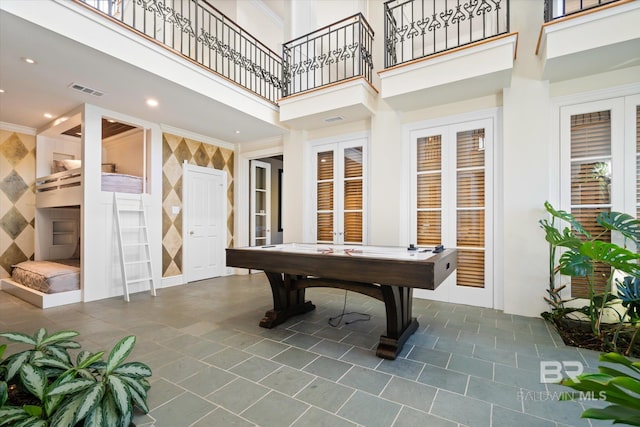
[121,226,147,229]
[127,277,152,284]
[125,260,151,265]
[123,243,149,247]
[118,208,144,212]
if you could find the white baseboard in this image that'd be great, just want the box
[162,275,184,288]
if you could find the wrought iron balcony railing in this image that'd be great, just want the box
[78,0,283,104]
[384,0,510,68]
[282,13,374,98]
[544,0,622,21]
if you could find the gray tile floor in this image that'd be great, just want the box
[0,274,609,426]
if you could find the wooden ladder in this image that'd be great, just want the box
[114,193,156,302]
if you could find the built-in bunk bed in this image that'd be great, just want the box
[1,107,154,308]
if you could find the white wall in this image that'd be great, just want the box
[236,0,284,54]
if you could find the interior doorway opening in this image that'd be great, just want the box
[250,155,283,247]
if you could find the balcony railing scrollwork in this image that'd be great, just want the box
[78,0,283,104]
[384,0,510,68]
[543,0,622,22]
[282,13,374,98]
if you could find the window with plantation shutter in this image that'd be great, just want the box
[560,95,640,300]
[312,138,367,245]
[569,111,612,298]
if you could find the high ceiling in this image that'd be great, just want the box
[0,10,287,143]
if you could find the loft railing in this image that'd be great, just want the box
[282,13,374,98]
[78,0,283,104]
[384,0,510,68]
[544,0,621,21]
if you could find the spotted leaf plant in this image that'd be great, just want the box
[0,329,151,427]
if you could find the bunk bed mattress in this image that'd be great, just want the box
[102,173,143,193]
[11,260,80,294]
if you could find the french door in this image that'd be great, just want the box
[410,118,494,307]
[312,138,367,245]
[250,160,271,247]
[559,94,640,298]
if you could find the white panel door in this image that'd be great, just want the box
[250,160,271,247]
[184,164,226,282]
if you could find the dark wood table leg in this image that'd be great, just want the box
[259,272,316,328]
[376,285,419,360]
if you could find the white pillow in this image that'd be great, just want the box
[61,159,82,170]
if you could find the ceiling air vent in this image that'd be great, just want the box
[324,116,344,123]
[68,82,105,97]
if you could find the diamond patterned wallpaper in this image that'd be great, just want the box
[0,130,36,278]
[162,133,234,277]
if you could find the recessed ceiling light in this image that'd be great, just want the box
[235,130,240,134]
[146,98,159,107]
[106,119,116,123]
[0,89,5,93]
[44,113,53,119]
[22,57,36,64]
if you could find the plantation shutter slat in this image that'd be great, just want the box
[456,129,485,288]
[417,211,441,246]
[570,111,612,298]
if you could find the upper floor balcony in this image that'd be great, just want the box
[537,0,640,82]
[279,14,378,129]
[80,0,283,104]
[378,0,517,111]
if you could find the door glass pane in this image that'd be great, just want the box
[457,129,485,168]
[417,174,441,208]
[571,161,611,205]
[417,211,441,246]
[457,210,484,247]
[317,151,333,180]
[417,135,442,245]
[255,190,266,213]
[417,136,441,172]
[344,180,362,210]
[317,182,333,210]
[457,170,484,207]
[255,215,266,238]
[317,212,333,242]
[457,250,485,288]
[344,147,362,178]
[255,167,266,190]
[570,111,612,298]
[344,212,362,243]
[457,129,485,288]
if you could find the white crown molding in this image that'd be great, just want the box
[160,124,235,150]
[0,121,37,135]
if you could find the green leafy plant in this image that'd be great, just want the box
[540,202,640,355]
[0,329,151,427]
[561,352,640,425]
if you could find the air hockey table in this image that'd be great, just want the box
[226,243,457,359]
